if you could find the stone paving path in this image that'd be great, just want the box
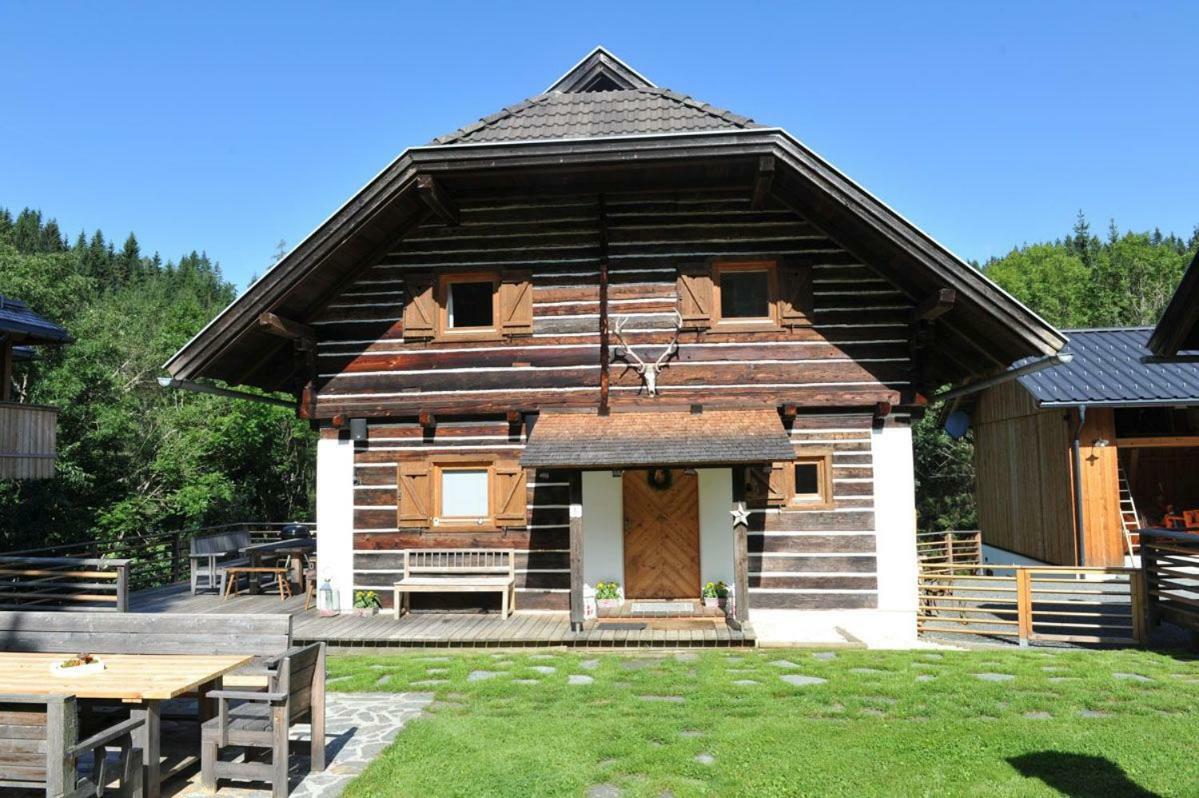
[166,692,433,798]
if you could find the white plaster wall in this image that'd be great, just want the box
[316,434,355,611]
[582,470,623,593]
[871,421,918,631]
[698,468,734,587]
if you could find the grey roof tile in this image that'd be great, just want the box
[433,89,758,145]
[1017,328,1199,406]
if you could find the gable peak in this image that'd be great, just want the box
[545,46,656,93]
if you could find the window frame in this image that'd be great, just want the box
[436,271,502,342]
[787,450,834,509]
[710,260,781,331]
[432,458,496,529]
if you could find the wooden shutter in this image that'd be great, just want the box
[397,461,432,528]
[745,463,787,507]
[779,262,814,327]
[402,273,436,340]
[492,460,527,527]
[499,270,533,336]
[677,264,712,330]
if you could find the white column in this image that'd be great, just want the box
[316,433,355,611]
[872,421,918,625]
[697,468,734,586]
[581,470,623,592]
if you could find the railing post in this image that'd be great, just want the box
[1140,534,1160,628]
[1016,567,1033,647]
[1129,568,1148,645]
[115,562,129,613]
[171,531,182,584]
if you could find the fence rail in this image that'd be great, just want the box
[1140,528,1199,633]
[917,532,1146,646]
[0,555,130,612]
[0,522,312,594]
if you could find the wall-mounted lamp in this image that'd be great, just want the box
[1093,438,1110,448]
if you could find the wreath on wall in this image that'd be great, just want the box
[647,468,674,491]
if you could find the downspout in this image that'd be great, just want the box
[1071,405,1088,566]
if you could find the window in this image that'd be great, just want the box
[447,280,495,329]
[678,259,813,332]
[789,453,832,507]
[439,467,490,520]
[719,268,771,319]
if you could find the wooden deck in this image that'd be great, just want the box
[130,584,755,648]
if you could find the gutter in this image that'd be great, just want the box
[157,377,296,409]
[1071,405,1088,566]
[929,352,1073,403]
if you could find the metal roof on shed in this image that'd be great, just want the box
[0,295,72,345]
[1017,328,1199,407]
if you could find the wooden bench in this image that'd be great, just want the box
[0,693,144,797]
[189,531,251,595]
[392,549,515,619]
[0,556,131,613]
[223,567,293,601]
[201,643,326,798]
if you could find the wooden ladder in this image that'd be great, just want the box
[1117,466,1140,558]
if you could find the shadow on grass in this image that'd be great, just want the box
[1008,752,1161,797]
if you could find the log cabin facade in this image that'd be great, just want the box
[166,48,1064,643]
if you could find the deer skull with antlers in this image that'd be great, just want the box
[611,311,681,397]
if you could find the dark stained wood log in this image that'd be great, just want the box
[416,175,458,225]
[750,155,775,211]
[912,288,956,322]
[258,312,317,350]
[298,381,316,420]
[781,403,798,421]
[873,400,892,429]
[748,592,876,610]
[331,414,345,428]
[568,471,584,630]
[747,532,877,554]
[419,411,437,429]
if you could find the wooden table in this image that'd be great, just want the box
[0,651,251,798]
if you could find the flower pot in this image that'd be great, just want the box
[596,598,621,615]
[352,607,379,617]
[702,597,720,609]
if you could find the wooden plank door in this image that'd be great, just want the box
[622,469,700,599]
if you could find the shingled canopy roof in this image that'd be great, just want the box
[521,408,795,469]
[1149,249,1199,358]
[165,46,1065,396]
[0,295,72,345]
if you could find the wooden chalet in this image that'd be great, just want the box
[0,295,71,479]
[165,47,1063,644]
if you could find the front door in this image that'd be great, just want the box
[622,468,700,599]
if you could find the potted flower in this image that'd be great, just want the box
[701,581,728,610]
[594,581,622,614]
[352,590,381,617]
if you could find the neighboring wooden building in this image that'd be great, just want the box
[0,295,71,479]
[974,327,1199,567]
[165,48,1063,643]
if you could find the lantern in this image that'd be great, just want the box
[317,579,339,617]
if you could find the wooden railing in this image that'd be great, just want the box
[917,551,1147,646]
[0,402,57,479]
[916,530,982,567]
[1140,528,1199,633]
[0,555,130,612]
[0,522,312,593]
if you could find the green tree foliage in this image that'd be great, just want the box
[914,214,1197,532]
[0,207,315,551]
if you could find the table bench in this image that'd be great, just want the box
[393,549,515,620]
[223,566,293,601]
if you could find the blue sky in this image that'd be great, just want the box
[3,2,1196,290]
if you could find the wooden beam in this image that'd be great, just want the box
[416,175,459,226]
[0,340,12,403]
[506,410,522,427]
[419,411,437,430]
[913,288,956,322]
[781,403,798,421]
[1115,436,1199,449]
[568,471,585,632]
[750,156,775,211]
[257,312,316,350]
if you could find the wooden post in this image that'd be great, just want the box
[1130,568,1149,645]
[1016,567,1033,647]
[116,561,129,612]
[0,340,12,402]
[568,471,585,632]
[1140,534,1160,627]
[731,467,750,626]
[46,695,77,797]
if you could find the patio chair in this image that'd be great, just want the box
[189,530,251,595]
[0,693,144,798]
[200,642,327,798]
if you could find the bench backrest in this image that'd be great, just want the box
[403,549,515,579]
[190,530,251,556]
[270,642,325,723]
[0,694,76,795]
[0,611,292,656]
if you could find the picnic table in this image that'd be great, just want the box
[0,651,250,798]
[240,538,315,594]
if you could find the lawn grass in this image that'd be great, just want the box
[329,646,1199,797]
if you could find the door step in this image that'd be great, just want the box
[629,601,696,616]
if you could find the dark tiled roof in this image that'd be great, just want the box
[1017,328,1199,406]
[0,295,71,344]
[433,89,757,145]
[521,408,794,469]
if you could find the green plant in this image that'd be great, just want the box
[353,590,381,609]
[702,580,728,599]
[594,581,620,600]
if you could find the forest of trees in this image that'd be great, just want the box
[913,214,1199,532]
[0,208,315,551]
[1,204,1195,549]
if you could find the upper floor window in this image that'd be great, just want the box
[714,262,778,326]
[678,258,813,332]
[443,273,498,332]
[402,269,532,342]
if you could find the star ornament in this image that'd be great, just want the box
[730,502,751,527]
